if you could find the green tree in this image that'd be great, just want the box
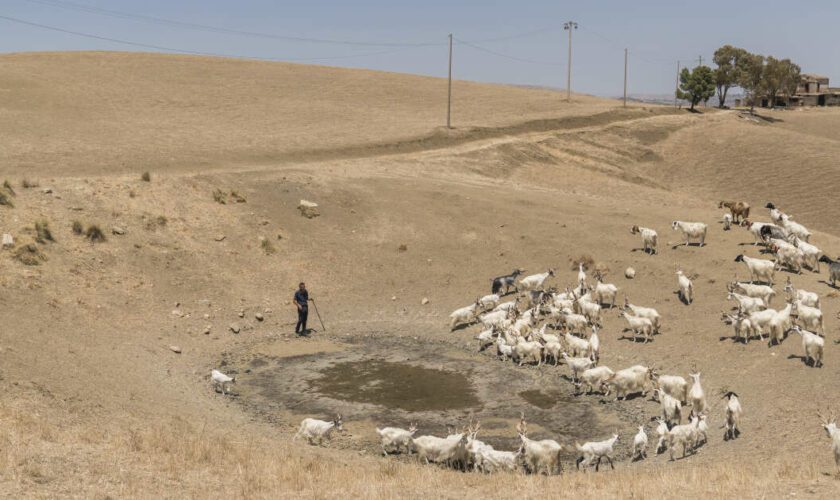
[737,52,765,113]
[762,56,801,108]
[713,45,746,108]
[677,65,716,110]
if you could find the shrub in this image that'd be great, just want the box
[35,220,54,243]
[260,237,276,255]
[0,190,13,208]
[213,189,227,204]
[230,191,246,203]
[13,243,46,265]
[71,220,84,235]
[85,224,106,243]
[2,180,15,196]
[141,171,151,182]
[21,179,38,189]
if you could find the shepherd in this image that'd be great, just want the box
[294,282,310,335]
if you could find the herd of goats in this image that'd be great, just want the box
[213,201,840,475]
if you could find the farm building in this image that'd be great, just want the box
[756,73,840,107]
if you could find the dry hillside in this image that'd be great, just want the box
[1,52,840,498]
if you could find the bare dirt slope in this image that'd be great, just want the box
[1,53,840,498]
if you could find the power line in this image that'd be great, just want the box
[0,14,422,62]
[453,37,562,66]
[18,0,443,47]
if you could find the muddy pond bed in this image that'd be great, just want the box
[233,335,636,455]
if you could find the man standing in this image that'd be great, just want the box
[294,282,309,335]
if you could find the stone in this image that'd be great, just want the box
[2,233,13,248]
[41,187,53,194]
[298,199,320,219]
[421,297,430,305]
[238,310,245,318]
[169,345,182,354]
[255,312,264,321]
[203,326,211,335]
[625,267,636,279]
[111,226,126,235]
[214,235,226,242]
[229,324,240,334]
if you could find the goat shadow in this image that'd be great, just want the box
[672,290,692,305]
[787,353,822,368]
[818,279,839,290]
[630,247,657,255]
[450,321,477,333]
[671,242,706,249]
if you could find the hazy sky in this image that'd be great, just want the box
[2,0,838,96]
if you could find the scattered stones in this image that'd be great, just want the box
[2,233,13,248]
[41,187,53,194]
[169,345,182,354]
[255,312,264,322]
[229,324,240,334]
[203,325,211,335]
[421,297,430,305]
[625,267,636,279]
[214,235,226,242]
[238,310,245,318]
[391,296,397,301]
[111,226,125,235]
[298,199,320,218]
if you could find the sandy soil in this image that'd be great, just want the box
[1,52,840,498]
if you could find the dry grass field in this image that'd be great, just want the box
[1,52,840,498]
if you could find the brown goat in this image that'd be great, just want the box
[719,201,750,223]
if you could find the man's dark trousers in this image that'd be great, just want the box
[296,307,308,333]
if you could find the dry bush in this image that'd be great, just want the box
[260,237,276,255]
[141,171,151,182]
[21,179,38,189]
[230,190,247,203]
[71,220,84,235]
[0,189,13,208]
[35,220,54,243]
[143,214,168,231]
[570,254,595,271]
[2,179,15,196]
[212,189,227,204]
[85,224,106,243]
[13,243,46,265]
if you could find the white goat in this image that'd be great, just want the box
[727,290,766,314]
[376,423,418,455]
[412,433,469,467]
[723,392,742,441]
[818,411,840,473]
[676,269,694,304]
[475,327,497,351]
[623,296,661,333]
[512,337,543,366]
[592,273,619,308]
[574,366,614,395]
[450,299,481,330]
[768,300,795,346]
[605,365,652,400]
[518,269,555,291]
[723,312,756,344]
[631,225,658,254]
[784,278,820,308]
[748,307,778,342]
[671,220,707,247]
[667,416,701,460]
[734,254,775,285]
[562,352,594,382]
[792,301,825,336]
[575,434,620,471]
[495,336,514,361]
[558,310,589,336]
[654,418,669,454]
[771,243,804,275]
[789,237,822,272]
[211,369,235,395]
[731,281,776,306]
[619,311,654,343]
[478,294,501,310]
[294,415,344,446]
[589,325,601,362]
[574,295,602,327]
[688,372,706,415]
[791,326,824,368]
[655,389,683,428]
[779,213,811,242]
[516,416,563,475]
[741,220,779,246]
[722,213,732,230]
[653,373,689,403]
[564,332,591,358]
[577,263,587,287]
[632,426,648,460]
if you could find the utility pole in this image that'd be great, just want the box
[698,55,703,67]
[623,48,628,107]
[447,33,453,129]
[674,60,680,109]
[564,21,577,101]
